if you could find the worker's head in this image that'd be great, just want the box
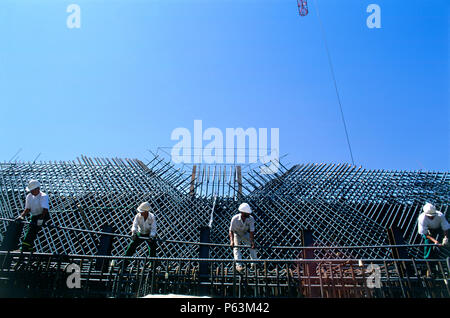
[137,201,151,217]
[26,180,41,196]
[423,202,437,219]
[238,203,252,220]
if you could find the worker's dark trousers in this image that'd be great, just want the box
[125,234,157,258]
[22,214,50,252]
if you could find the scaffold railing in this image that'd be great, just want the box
[0,252,448,298]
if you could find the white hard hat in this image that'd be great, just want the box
[423,203,437,216]
[137,202,151,213]
[26,180,41,192]
[238,203,252,214]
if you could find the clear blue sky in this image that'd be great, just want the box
[0,0,448,171]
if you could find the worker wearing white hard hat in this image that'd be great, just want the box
[418,203,449,258]
[17,180,50,252]
[229,202,257,271]
[124,201,157,260]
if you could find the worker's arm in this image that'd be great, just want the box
[40,208,49,221]
[37,194,50,225]
[418,218,439,243]
[442,230,449,246]
[35,208,49,226]
[249,217,255,249]
[425,234,440,245]
[131,215,139,235]
[20,194,32,218]
[440,216,449,238]
[249,231,255,249]
[229,217,235,247]
[439,216,449,245]
[150,215,157,238]
[19,208,31,218]
[229,231,234,247]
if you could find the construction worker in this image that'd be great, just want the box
[418,202,449,258]
[229,202,257,271]
[16,180,50,252]
[124,202,157,260]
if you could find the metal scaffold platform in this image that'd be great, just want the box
[0,252,448,298]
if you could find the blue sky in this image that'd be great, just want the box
[0,0,448,171]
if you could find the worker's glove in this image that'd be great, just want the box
[36,214,47,227]
[442,237,449,247]
[15,216,24,222]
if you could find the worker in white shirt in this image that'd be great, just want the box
[229,203,257,271]
[418,202,449,258]
[124,202,157,258]
[16,180,50,252]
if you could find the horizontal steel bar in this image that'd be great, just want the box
[1,251,448,264]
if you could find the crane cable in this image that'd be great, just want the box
[312,0,355,166]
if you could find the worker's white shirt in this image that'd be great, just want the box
[418,212,450,235]
[131,213,157,237]
[229,214,255,237]
[25,192,49,216]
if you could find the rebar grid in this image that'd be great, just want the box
[0,155,449,261]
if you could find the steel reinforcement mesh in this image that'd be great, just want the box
[0,155,449,260]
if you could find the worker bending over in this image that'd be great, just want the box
[229,203,257,271]
[17,180,50,252]
[124,202,157,259]
[418,202,449,258]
